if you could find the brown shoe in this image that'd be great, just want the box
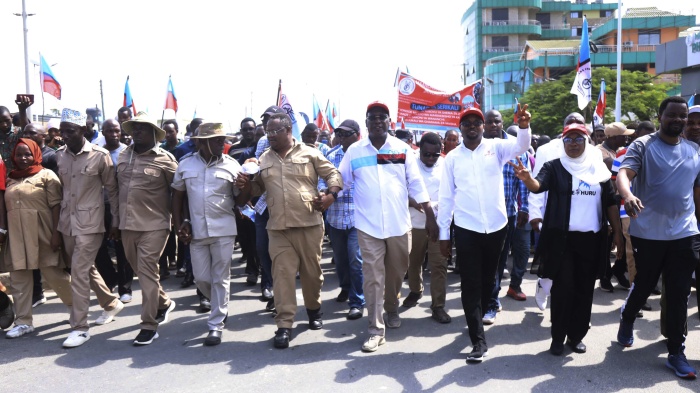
[431,307,451,324]
[506,287,526,301]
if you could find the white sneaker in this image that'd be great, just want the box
[62,330,91,348]
[6,324,34,339]
[119,293,133,304]
[32,296,47,308]
[361,335,386,352]
[535,278,552,311]
[95,300,125,325]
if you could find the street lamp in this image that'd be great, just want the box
[13,0,36,118]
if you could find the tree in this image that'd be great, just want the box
[519,68,676,136]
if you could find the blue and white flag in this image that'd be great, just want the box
[570,17,592,110]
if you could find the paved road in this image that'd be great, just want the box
[1,246,699,392]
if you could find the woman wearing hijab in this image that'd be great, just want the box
[510,123,623,355]
[2,138,72,339]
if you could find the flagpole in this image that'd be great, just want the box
[100,80,106,126]
[39,52,45,122]
[276,79,282,106]
[615,0,622,121]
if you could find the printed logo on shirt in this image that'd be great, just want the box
[484,149,495,157]
[573,180,596,196]
[377,153,406,165]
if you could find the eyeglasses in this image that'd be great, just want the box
[366,114,389,122]
[562,136,586,145]
[421,152,441,158]
[460,120,484,128]
[265,127,286,136]
[336,130,356,137]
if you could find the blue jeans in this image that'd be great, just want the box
[489,215,530,310]
[255,210,273,291]
[329,226,365,309]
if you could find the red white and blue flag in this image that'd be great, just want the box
[312,95,330,132]
[40,54,61,100]
[326,101,338,131]
[593,79,606,128]
[570,16,592,110]
[123,76,136,114]
[164,75,178,113]
[277,81,301,140]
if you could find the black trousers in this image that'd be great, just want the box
[235,213,259,276]
[622,235,698,354]
[455,224,507,348]
[550,231,599,344]
[94,205,133,296]
[159,227,177,270]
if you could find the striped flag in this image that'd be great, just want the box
[164,75,178,113]
[40,54,61,100]
[570,16,592,110]
[593,79,606,128]
[123,76,136,114]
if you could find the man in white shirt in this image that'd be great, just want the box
[338,101,438,353]
[403,132,450,324]
[439,105,531,363]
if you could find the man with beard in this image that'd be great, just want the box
[229,118,257,161]
[616,96,700,379]
[438,105,531,363]
[0,95,33,171]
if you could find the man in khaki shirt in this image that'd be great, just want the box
[237,112,343,349]
[117,114,178,345]
[56,108,124,348]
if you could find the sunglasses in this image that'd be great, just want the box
[265,127,286,136]
[366,115,389,122]
[460,120,484,128]
[336,130,357,137]
[562,136,586,145]
[421,152,440,158]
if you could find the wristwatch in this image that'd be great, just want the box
[329,191,338,201]
[0,228,7,235]
[182,219,191,225]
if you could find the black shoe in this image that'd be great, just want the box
[274,328,291,349]
[204,330,222,346]
[265,299,276,312]
[636,310,644,318]
[180,272,194,288]
[261,288,273,301]
[550,341,564,356]
[133,329,159,346]
[599,278,614,292]
[246,272,258,286]
[347,307,363,320]
[175,268,186,278]
[651,286,662,295]
[336,289,349,303]
[402,291,423,308]
[155,301,176,325]
[199,296,212,312]
[641,302,652,311]
[159,267,170,281]
[307,308,323,330]
[612,270,630,289]
[466,344,488,363]
[566,339,586,353]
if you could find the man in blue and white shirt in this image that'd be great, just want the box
[326,120,365,321]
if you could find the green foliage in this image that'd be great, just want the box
[519,68,676,136]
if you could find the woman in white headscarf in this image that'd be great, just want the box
[511,123,623,356]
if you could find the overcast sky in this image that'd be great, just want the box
[0,0,693,130]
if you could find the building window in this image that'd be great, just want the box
[600,10,613,18]
[492,8,508,21]
[492,36,509,48]
[638,29,661,45]
[536,13,551,27]
[570,11,581,19]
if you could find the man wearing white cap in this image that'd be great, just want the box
[117,113,178,345]
[172,122,243,346]
[56,108,124,348]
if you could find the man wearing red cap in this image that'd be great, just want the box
[338,102,438,352]
[438,104,531,363]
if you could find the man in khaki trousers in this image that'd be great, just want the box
[118,113,178,345]
[56,108,124,348]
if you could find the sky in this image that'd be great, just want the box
[0,0,694,131]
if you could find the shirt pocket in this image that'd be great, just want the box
[211,171,234,196]
[80,164,100,177]
[135,165,163,189]
[291,157,311,177]
[300,191,315,214]
[260,161,274,180]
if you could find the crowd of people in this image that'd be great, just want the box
[0,93,699,380]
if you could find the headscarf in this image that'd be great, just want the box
[560,131,611,185]
[9,138,44,179]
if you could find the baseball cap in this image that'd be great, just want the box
[689,105,700,115]
[562,123,589,137]
[261,106,285,118]
[366,101,390,116]
[336,119,360,133]
[604,122,634,137]
[459,107,484,125]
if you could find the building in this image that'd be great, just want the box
[656,27,700,101]
[461,1,696,110]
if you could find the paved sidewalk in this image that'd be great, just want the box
[1,247,698,392]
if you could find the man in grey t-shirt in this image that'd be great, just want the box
[616,96,700,379]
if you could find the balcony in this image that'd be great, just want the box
[540,23,572,39]
[481,0,542,9]
[482,46,525,61]
[482,20,542,36]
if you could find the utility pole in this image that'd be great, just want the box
[100,80,106,128]
[15,0,35,119]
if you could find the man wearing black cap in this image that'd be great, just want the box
[438,104,531,363]
[326,119,365,320]
[338,102,438,352]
